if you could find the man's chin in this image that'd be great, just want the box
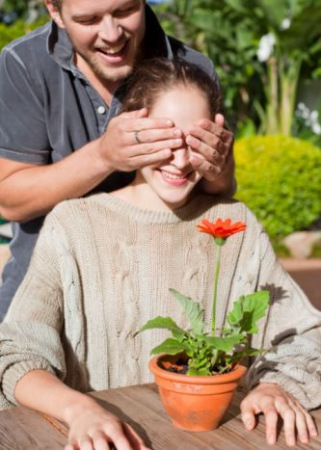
[93,62,134,84]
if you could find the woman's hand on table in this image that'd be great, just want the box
[15,370,148,449]
[240,382,318,447]
[64,396,150,450]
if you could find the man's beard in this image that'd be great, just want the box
[74,40,144,85]
[80,52,134,84]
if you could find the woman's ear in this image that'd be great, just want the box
[45,1,66,29]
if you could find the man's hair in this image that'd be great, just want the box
[122,58,222,116]
[51,0,62,9]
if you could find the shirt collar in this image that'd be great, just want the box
[47,20,75,72]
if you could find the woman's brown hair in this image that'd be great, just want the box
[122,58,222,116]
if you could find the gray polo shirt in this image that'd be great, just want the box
[0,6,217,318]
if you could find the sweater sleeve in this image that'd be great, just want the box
[245,213,321,410]
[0,212,66,410]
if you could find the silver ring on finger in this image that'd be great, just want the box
[134,130,142,144]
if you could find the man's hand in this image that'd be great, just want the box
[241,383,318,447]
[186,113,234,182]
[98,108,183,172]
[64,396,150,450]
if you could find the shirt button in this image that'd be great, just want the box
[97,106,106,115]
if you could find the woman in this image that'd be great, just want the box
[0,58,320,450]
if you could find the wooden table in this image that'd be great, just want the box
[0,383,320,449]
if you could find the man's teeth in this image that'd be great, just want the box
[104,43,125,55]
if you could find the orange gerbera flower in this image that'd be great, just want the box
[197,218,246,240]
[197,218,247,334]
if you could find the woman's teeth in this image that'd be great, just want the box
[162,171,185,180]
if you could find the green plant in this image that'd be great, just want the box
[152,0,264,133]
[292,101,321,148]
[152,1,321,137]
[256,0,321,136]
[1,0,47,19]
[0,17,48,51]
[137,218,270,376]
[235,135,321,238]
[1,0,28,17]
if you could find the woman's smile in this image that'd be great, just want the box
[158,168,190,186]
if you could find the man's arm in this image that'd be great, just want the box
[0,109,183,222]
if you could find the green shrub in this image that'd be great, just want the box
[235,135,321,238]
[0,17,48,51]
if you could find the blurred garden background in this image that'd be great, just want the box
[0,0,321,260]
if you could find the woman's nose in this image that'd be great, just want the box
[172,147,191,170]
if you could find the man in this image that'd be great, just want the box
[0,0,234,318]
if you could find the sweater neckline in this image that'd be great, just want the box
[90,193,218,225]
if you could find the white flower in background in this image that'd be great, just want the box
[297,102,310,120]
[310,110,318,122]
[257,33,275,62]
[312,123,321,135]
[296,103,321,135]
[281,18,291,30]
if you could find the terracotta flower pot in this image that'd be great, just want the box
[149,354,247,432]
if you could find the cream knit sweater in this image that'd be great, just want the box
[1,194,321,411]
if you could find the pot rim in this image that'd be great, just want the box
[149,354,247,384]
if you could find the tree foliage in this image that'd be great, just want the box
[152,0,321,137]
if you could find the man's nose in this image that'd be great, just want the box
[99,16,123,43]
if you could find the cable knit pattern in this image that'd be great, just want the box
[0,193,321,410]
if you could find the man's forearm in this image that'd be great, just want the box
[0,137,113,222]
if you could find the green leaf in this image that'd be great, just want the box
[150,338,186,356]
[137,316,185,340]
[227,290,270,334]
[227,296,244,325]
[206,334,243,353]
[242,290,270,329]
[246,347,263,357]
[187,367,212,376]
[169,288,205,335]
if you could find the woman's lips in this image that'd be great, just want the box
[160,169,189,186]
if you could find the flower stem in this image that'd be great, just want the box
[212,242,222,337]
